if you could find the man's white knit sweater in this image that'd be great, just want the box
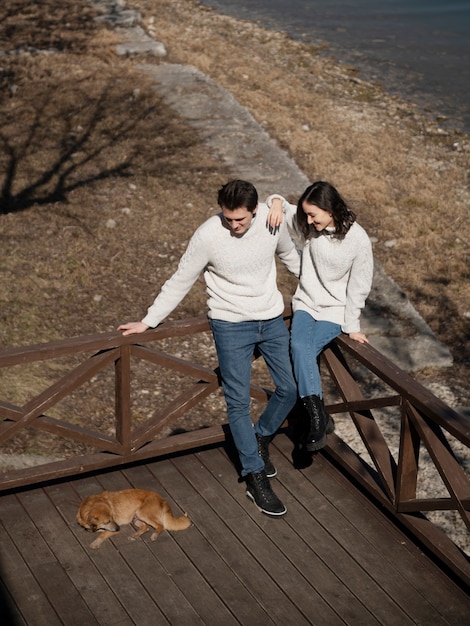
[142,203,300,328]
[267,196,373,334]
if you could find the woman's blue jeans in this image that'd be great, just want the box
[209,316,297,476]
[290,310,341,399]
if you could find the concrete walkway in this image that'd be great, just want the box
[110,3,452,372]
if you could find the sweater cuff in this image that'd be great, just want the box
[266,194,287,213]
[141,313,158,328]
[342,322,361,334]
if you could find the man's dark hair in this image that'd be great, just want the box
[217,180,258,212]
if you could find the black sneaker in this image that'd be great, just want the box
[245,470,287,517]
[256,433,277,478]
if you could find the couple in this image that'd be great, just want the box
[118,179,373,517]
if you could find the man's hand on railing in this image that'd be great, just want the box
[117,321,150,336]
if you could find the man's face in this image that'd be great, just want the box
[222,205,257,236]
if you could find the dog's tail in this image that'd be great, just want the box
[163,505,192,532]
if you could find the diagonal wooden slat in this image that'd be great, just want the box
[0,402,122,453]
[131,379,220,450]
[0,348,117,444]
[131,344,219,383]
[405,402,470,529]
[322,344,397,501]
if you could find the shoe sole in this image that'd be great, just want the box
[265,467,277,478]
[246,490,287,517]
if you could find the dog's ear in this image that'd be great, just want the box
[88,503,113,524]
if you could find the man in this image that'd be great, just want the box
[118,180,300,516]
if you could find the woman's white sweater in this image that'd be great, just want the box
[142,203,300,328]
[267,196,373,334]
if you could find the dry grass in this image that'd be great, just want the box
[138,0,469,395]
[142,0,469,348]
[0,0,469,461]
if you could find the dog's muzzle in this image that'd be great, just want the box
[95,522,120,532]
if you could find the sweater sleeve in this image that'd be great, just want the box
[342,233,374,334]
[276,221,301,278]
[266,193,304,250]
[141,226,209,328]
[266,194,297,231]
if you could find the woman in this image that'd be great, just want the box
[267,181,373,451]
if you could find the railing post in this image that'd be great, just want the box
[115,343,132,453]
[396,402,420,506]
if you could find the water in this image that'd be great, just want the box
[199,0,470,135]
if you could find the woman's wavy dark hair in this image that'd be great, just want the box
[296,181,356,240]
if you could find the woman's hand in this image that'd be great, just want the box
[349,331,369,344]
[117,321,150,336]
[267,197,284,231]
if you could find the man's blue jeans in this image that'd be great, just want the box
[209,316,297,476]
[290,310,341,399]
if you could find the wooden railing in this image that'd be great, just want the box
[0,309,469,585]
[320,338,470,586]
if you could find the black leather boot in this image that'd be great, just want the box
[301,394,328,451]
[256,433,277,478]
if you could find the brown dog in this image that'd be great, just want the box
[77,488,191,549]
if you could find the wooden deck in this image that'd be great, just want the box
[1,432,469,625]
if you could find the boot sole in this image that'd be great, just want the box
[246,490,287,517]
[305,433,327,452]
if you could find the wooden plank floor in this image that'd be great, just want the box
[0,432,469,625]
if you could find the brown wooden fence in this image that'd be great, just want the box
[0,309,469,585]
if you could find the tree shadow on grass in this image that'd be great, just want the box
[0,0,201,216]
[0,66,198,214]
[0,0,99,54]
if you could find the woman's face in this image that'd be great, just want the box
[302,201,334,231]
